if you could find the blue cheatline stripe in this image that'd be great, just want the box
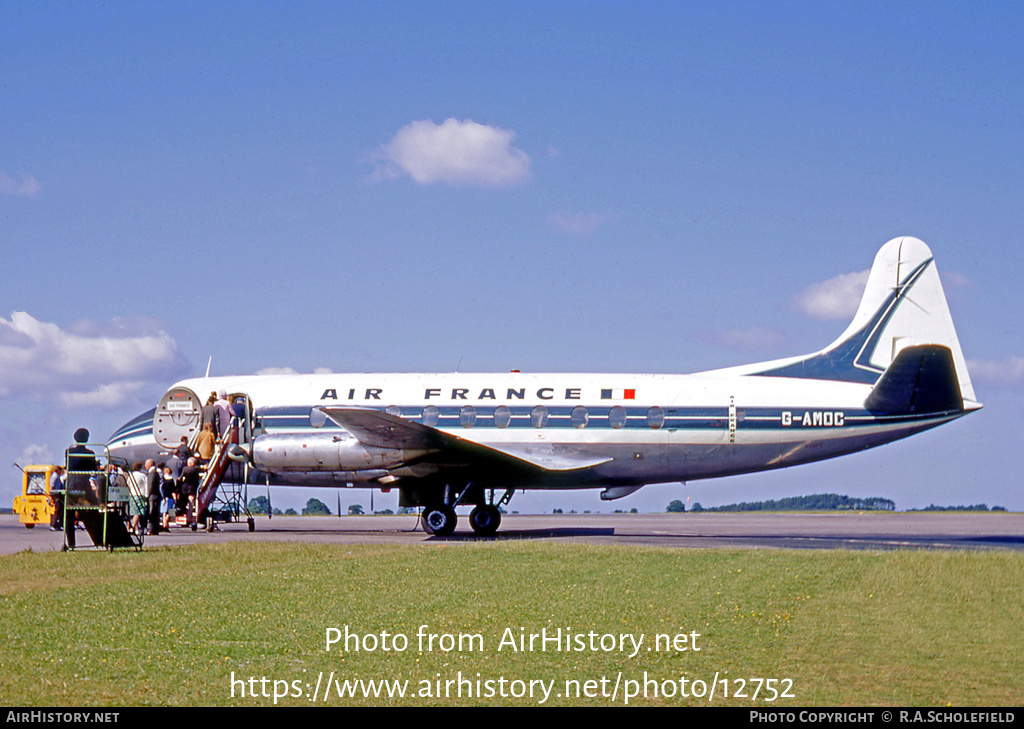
[113,403,953,448]
[251,404,951,434]
[108,408,157,440]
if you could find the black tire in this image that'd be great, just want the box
[247,517,255,532]
[421,505,457,536]
[469,505,501,536]
[25,523,35,529]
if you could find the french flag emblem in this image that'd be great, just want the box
[601,388,636,400]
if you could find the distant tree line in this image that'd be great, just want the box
[907,504,1006,512]
[670,493,896,513]
[246,496,413,516]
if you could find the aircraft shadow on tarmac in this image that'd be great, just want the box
[962,535,1024,548]
[431,527,617,541]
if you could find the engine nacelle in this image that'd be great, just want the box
[251,433,426,473]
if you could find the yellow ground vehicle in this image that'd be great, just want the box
[12,465,58,528]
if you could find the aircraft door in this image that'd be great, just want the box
[154,387,202,449]
[667,385,728,459]
[229,393,256,445]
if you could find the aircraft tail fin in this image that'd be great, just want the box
[755,237,977,404]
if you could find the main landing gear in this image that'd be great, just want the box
[468,505,501,536]
[420,504,457,537]
[419,487,511,537]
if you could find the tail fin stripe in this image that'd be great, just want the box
[755,258,933,384]
[847,257,933,377]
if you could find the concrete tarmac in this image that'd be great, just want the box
[2,511,1023,554]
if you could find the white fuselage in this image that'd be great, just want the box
[110,369,962,490]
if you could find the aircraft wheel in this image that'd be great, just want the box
[421,505,457,536]
[469,505,501,536]
[247,517,255,532]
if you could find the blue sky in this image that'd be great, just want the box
[2,1,1022,514]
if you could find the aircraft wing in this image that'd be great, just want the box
[318,406,611,473]
[319,406,446,449]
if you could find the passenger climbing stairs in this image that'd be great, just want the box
[195,422,255,532]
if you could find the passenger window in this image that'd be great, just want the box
[531,405,548,428]
[647,406,665,429]
[460,405,477,428]
[571,405,589,429]
[385,405,401,417]
[608,406,627,429]
[422,405,439,427]
[493,405,511,428]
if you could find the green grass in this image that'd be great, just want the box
[1,543,1021,706]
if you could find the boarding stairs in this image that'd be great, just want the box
[195,422,254,531]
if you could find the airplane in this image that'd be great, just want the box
[108,236,980,536]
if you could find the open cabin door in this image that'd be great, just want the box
[231,393,257,445]
[154,387,258,450]
[154,387,202,449]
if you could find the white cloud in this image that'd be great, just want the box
[942,271,973,290]
[793,269,869,321]
[254,366,334,376]
[60,382,149,409]
[967,356,1024,390]
[255,366,300,376]
[704,326,786,352]
[0,311,189,408]
[549,211,618,234]
[0,170,42,197]
[18,443,54,466]
[378,118,531,187]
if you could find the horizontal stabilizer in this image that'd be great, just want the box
[864,345,964,415]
